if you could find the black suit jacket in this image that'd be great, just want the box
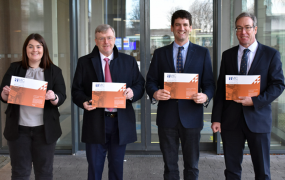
[212,42,285,133]
[0,62,66,144]
[72,46,145,145]
[146,42,215,128]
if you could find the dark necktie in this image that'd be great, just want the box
[176,46,184,73]
[103,58,113,112]
[239,49,250,75]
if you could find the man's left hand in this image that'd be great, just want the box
[124,88,134,100]
[192,93,207,104]
[234,96,253,106]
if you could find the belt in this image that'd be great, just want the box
[105,112,118,118]
[18,125,44,133]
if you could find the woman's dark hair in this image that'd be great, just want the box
[22,33,53,69]
[171,10,192,26]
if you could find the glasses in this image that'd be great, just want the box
[96,36,114,41]
[235,26,254,32]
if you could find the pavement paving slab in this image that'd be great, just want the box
[0,153,284,180]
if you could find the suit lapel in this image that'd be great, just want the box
[248,42,263,75]
[109,58,117,82]
[165,43,175,72]
[89,46,104,82]
[18,65,27,78]
[91,56,104,82]
[232,46,239,75]
[183,42,195,72]
[44,67,52,90]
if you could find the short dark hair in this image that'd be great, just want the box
[22,33,53,70]
[235,12,257,27]
[171,10,192,26]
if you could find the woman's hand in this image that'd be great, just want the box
[45,90,59,105]
[45,90,55,100]
[1,86,11,101]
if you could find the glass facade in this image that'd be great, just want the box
[0,0,285,154]
[0,0,72,151]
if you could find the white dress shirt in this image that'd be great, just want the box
[238,40,258,74]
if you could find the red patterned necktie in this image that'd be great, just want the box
[104,58,113,112]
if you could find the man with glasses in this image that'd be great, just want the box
[146,10,215,180]
[211,12,285,180]
[72,24,145,180]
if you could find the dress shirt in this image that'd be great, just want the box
[99,51,117,112]
[173,41,190,70]
[238,40,258,74]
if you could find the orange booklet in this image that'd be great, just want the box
[226,75,260,100]
[164,73,198,99]
[8,76,48,108]
[92,82,126,108]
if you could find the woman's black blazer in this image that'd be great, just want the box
[0,62,66,144]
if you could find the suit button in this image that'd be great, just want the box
[176,100,178,103]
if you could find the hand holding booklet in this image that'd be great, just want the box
[92,82,126,108]
[164,73,198,99]
[8,76,48,108]
[226,75,260,100]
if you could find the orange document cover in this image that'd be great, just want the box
[92,82,126,108]
[226,75,260,100]
[8,76,48,108]
[164,73,198,99]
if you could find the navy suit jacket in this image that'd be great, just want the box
[72,46,145,145]
[146,42,215,128]
[212,42,285,133]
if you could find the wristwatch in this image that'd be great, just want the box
[51,94,57,101]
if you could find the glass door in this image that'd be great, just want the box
[77,0,145,150]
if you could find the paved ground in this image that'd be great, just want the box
[0,152,285,180]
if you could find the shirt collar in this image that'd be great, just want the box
[173,41,190,50]
[99,51,114,61]
[239,40,258,54]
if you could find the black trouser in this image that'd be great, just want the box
[8,125,56,180]
[158,120,202,180]
[221,116,271,180]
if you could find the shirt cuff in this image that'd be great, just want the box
[203,95,209,107]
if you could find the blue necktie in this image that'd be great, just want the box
[176,46,184,73]
[239,49,250,75]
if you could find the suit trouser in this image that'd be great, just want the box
[8,125,56,180]
[86,116,126,180]
[221,116,271,180]
[158,120,202,180]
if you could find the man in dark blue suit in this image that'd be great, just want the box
[72,24,145,180]
[211,12,285,180]
[146,10,215,180]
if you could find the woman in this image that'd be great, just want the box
[0,33,66,180]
